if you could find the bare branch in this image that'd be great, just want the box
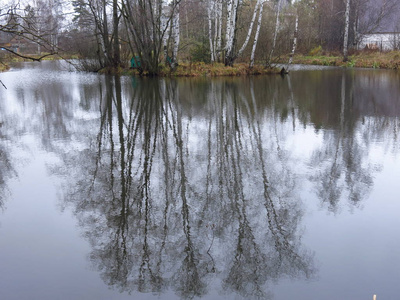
[1,47,56,61]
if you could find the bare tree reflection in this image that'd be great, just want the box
[308,71,374,212]
[0,141,15,209]
[0,110,17,210]
[48,68,400,297]
[55,77,315,299]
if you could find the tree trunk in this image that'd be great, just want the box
[102,0,112,66]
[267,0,282,67]
[286,12,298,72]
[250,0,265,68]
[216,0,222,62]
[113,0,120,67]
[207,0,215,62]
[343,0,350,62]
[171,1,180,69]
[225,0,239,66]
[120,0,179,75]
[237,0,261,57]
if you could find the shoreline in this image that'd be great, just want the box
[2,50,400,76]
[285,50,400,69]
[109,62,281,77]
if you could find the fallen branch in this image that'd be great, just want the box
[0,80,6,89]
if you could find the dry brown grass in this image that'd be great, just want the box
[121,62,279,77]
[163,62,278,77]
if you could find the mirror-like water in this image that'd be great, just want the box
[1,61,400,300]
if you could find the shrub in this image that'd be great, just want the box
[309,45,322,56]
[190,42,211,64]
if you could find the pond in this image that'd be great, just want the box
[1,61,400,300]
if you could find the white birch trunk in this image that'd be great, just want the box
[250,0,265,68]
[231,0,239,41]
[214,8,218,60]
[237,0,261,57]
[343,0,350,61]
[353,16,359,49]
[207,0,215,62]
[162,8,169,63]
[225,0,239,65]
[268,0,282,66]
[225,0,233,52]
[286,12,298,72]
[172,1,180,68]
[216,0,222,61]
[226,0,239,53]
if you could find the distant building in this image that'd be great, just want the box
[0,32,38,54]
[357,0,400,51]
[359,32,400,51]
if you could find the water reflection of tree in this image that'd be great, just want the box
[0,108,17,210]
[0,140,15,209]
[307,72,375,212]
[200,81,315,298]
[55,77,315,299]
[278,69,400,212]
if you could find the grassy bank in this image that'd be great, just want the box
[117,62,279,77]
[0,63,10,72]
[2,50,400,75]
[94,51,400,76]
[0,52,76,68]
[284,50,400,69]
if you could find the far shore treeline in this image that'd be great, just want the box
[1,0,400,75]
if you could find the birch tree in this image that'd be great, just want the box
[215,0,222,61]
[267,0,282,67]
[343,0,350,62]
[286,11,298,72]
[207,0,215,62]
[224,0,239,66]
[237,0,263,57]
[170,0,180,69]
[223,0,268,66]
[206,0,223,63]
[249,0,266,68]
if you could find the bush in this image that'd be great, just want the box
[309,45,322,56]
[190,42,211,63]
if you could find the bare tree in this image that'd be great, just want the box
[205,0,223,63]
[343,0,350,61]
[171,0,180,69]
[224,0,239,66]
[249,0,266,68]
[120,0,181,75]
[237,0,263,58]
[267,0,283,66]
[206,0,214,62]
[0,2,62,61]
[286,10,298,72]
[205,0,271,67]
[355,0,399,47]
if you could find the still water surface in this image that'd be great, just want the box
[1,61,400,300]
